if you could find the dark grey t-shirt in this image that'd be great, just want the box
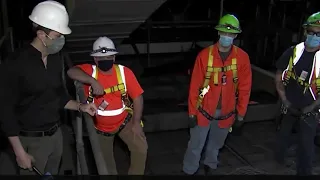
[276,47,316,108]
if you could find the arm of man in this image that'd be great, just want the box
[274,47,293,103]
[67,64,105,96]
[188,51,206,116]
[0,62,29,163]
[63,65,97,115]
[67,65,95,85]
[125,67,144,124]
[236,53,252,119]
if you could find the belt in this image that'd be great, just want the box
[96,113,132,137]
[19,123,60,137]
[199,107,235,121]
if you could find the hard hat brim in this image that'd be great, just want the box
[215,27,241,34]
[302,23,320,28]
[90,51,118,57]
[29,16,72,35]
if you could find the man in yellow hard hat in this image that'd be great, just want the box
[183,14,252,175]
[0,0,97,175]
[275,12,320,175]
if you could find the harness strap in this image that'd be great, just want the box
[198,107,235,121]
[87,65,128,103]
[196,46,214,109]
[283,46,320,96]
[195,46,239,110]
[96,113,132,136]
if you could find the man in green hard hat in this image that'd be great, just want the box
[183,14,252,175]
[275,12,320,175]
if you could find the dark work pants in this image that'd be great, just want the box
[19,128,63,175]
[274,113,318,175]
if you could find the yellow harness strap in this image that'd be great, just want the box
[92,65,127,96]
[195,46,238,109]
[283,47,320,95]
[283,47,296,85]
[196,46,214,109]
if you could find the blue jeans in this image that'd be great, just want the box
[182,110,230,174]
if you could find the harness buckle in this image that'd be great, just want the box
[199,85,210,98]
[233,77,238,83]
[281,104,288,115]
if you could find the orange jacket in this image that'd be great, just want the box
[188,43,252,128]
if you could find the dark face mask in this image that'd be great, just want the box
[97,60,114,71]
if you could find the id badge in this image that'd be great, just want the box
[98,100,109,111]
[222,74,227,85]
[299,70,308,81]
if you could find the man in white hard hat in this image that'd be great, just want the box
[67,36,147,175]
[0,0,97,175]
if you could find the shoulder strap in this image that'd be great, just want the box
[196,46,214,109]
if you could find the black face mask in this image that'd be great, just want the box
[97,60,114,71]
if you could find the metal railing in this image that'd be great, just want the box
[0,27,14,64]
[63,52,109,175]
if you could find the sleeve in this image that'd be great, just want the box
[76,64,93,75]
[275,47,294,71]
[58,58,72,108]
[58,88,72,109]
[236,52,252,117]
[188,52,206,115]
[124,67,144,100]
[0,63,21,136]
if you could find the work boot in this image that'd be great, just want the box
[204,165,218,175]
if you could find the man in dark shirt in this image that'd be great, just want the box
[274,12,320,175]
[0,1,97,175]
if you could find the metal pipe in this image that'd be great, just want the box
[147,20,151,67]
[75,81,109,175]
[224,143,253,167]
[74,95,89,175]
[70,19,145,26]
[61,52,88,175]
[64,52,108,174]
[220,0,224,18]
[1,0,8,32]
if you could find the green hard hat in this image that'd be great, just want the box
[303,12,320,28]
[215,14,242,33]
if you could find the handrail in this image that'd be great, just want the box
[61,52,88,175]
[0,27,14,52]
[64,52,109,175]
[251,64,276,79]
[0,27,14,64]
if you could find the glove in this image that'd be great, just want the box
[282,99,301,116]
[231,115,244,136]
[188,115,197,128]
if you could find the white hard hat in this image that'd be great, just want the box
[29,0,71,35]
[90,37,118,57]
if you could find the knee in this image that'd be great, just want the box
[129,135,148,155]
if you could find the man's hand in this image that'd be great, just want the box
[80,103,97,116]
[90,79,104,96]
[188,115,197,128]
[302,103,317,114]
[232,115,244,136]
[131,122,144,137]
[282,99,301,116]
[16,151,35,171]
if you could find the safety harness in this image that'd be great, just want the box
[281,42,320,118]
[87,64,143,136]
[196,45,238,121]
